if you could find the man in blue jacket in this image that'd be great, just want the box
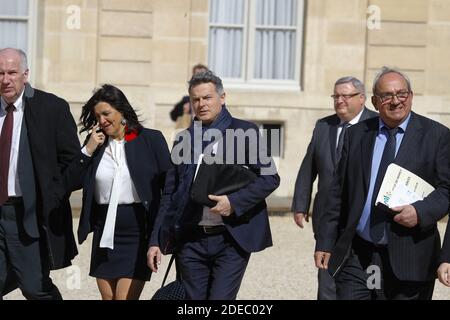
[148,70,280,300]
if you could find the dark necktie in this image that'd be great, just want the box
[370,126,399,243]
[0,104,15,205]
[335,122,349,162]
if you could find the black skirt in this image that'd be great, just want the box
[90,203,151,281]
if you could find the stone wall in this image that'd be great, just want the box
[32,0,450,207]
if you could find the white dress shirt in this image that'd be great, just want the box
[94,138,140,205]
[335,107,365,147]
[0,90,25,197]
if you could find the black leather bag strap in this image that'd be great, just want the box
[161,255,176,287]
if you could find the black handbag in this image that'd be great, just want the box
[151,255,185,300]
[190,163,257,207]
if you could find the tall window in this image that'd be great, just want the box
[209,0,304,86]
[0,0,36,56]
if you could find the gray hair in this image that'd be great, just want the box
[0,47,28,71]
[188,70,224,95]
[372,66,412,95]
[334,76,366,96]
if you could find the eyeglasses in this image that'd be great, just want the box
[375,91,410,103]
[330,92,362,101]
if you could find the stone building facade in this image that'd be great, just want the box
[2,0,449,208]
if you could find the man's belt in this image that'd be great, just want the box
[200,225,226,235]
[2,197,24,206]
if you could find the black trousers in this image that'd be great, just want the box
[318,268,337,300]
[335,235,434,300]
[177,229,250,300]
[0,203,62,300]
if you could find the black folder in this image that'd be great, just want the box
[190,163,257,207]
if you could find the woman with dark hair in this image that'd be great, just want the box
[69,84,171,300]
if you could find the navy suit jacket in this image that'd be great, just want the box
[316,112,450,281]
[150,116,280,254]
[291,107,377,234]
[68,128,171,246]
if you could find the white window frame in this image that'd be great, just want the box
[0,0,38,83]
[208,0,249,81]
[208,0,304,91]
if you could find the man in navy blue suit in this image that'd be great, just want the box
[148,70,280,300]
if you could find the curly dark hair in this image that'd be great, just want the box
[79,84,143,134]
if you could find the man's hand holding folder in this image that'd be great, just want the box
[375,164,435,228]
[208,194,234,217]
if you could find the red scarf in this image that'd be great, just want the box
[124,126,139,142]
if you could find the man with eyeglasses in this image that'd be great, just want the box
[291,76,377,300]
[315,67,450,300]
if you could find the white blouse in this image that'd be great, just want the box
[94,138,140,205]
[94,138,141,249]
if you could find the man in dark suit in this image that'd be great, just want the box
[148,70,280,300]
[314,67,450,300]
[292,76,377,300]
[0,48,79,299]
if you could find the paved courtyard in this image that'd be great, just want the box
[4,216,450,300]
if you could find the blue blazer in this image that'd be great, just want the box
[150,117,280,254]
[68,128,171,245]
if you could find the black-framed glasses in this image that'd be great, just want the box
[375,91,410,103]
[331,92,362,101]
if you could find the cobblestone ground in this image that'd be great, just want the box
[4,216,450,300]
